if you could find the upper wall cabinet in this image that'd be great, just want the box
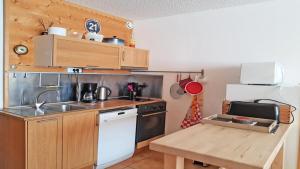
[34,35,149,70]
[34,35,122,69]
[121,47,149,69]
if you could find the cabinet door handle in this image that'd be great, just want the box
[122,51,125,61]
[86,65,98,67]
[96,113,100,126]
[141,111,166,117]
[37,118,57,123]
[86,65,99,69]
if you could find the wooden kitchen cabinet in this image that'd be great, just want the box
[0,110,98,169]
[27,117,63,169]
[0,114,26,169]
[62,111,99,169]
[34,35,149,70]
[34,35,122,69]
[121,47,149,69]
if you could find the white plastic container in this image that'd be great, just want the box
[85,32,104,42]
[48,27,67,36]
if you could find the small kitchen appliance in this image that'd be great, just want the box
[228,101,280,123]
[96,86,111,101]
[240,62,284,85]
[80,83,97,103]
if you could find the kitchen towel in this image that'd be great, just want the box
[181,95,202,128]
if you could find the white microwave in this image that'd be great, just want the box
[240,62,284,85]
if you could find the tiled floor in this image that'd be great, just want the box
[107,149,218,169]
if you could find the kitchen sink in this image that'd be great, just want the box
[5,103,91,117]
[8,105,35,110]
[7,103,89,113]
[43,103,88,112]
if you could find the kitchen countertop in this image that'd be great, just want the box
[150,123,290,169]
[0,98,164,120]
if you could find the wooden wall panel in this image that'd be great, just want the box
[5,0,132,71]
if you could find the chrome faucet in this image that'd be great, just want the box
[35,89,59,109]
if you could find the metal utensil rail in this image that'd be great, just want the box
[131,69,205,77]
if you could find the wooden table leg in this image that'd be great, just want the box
[176,156,184,169]
[271,142,285,169]
[164,154,185,169]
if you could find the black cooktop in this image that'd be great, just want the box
[117,97,152,102]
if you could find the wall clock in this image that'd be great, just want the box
[14,45,28,55]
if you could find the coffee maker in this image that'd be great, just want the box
[78,83,97,103]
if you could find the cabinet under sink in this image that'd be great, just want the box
[0,109,99,169]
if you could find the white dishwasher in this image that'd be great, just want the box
[95,107,137,169]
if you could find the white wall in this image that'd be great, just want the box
[134,0,300,131]
[134,0,300,168]
[0,0,3,108]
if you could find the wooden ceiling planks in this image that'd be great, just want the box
[5,0,132,71]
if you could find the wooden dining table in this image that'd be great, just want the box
[150,123,290,169]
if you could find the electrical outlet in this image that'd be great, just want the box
[67,68,82,73]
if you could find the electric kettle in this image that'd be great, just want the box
[96,86,112,101]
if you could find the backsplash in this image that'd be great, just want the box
[8,73,163,107]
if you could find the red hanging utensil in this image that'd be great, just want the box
[185,75,203,95]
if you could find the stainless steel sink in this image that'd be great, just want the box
[44,103,88,112]
[8,105,35,110]
[5,103,90,117]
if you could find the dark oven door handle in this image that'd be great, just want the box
[141,111,166,117]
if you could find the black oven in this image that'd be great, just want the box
[135,101,166,143]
